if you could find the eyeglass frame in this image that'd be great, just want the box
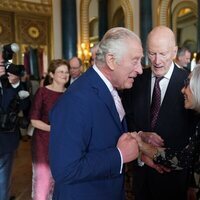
[70,66,81,71]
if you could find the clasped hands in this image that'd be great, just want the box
[117,131,170,173]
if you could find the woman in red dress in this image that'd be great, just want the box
[30,59,70,200]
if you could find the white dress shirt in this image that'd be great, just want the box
[93,65,123,173]
[151,63,174,104]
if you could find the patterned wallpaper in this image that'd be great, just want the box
[16,14,49,45]
[0,11,14,43]
[0,1,51,64]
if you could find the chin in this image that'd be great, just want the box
[184,103,192,110]
[125,83,133,89]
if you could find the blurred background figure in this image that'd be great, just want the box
[191,52,200,72]
[66,56,82,87]
[175,46,191,72]
[0,64,30,200]
[29,59,69,200]
[0,43,30,200]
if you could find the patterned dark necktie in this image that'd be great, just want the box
[150,77,163,130]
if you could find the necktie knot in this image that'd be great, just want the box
[111,89,125,121]
[155,76,164,83]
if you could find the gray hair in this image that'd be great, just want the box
[190,65,200,113]
[95,27,141,65]
[176,46,190,57]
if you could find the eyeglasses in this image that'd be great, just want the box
[184,78,190,88]
[70,66,81,70]
[55,70,69,75]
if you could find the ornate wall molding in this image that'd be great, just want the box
[172,1,197,38]
[80,0,91,44]
[16,14,49,45]
[80,0,134,44]
[121,0,133,31]
[0,0,52,16]
[158,0,172,26]
[0,11,14,43]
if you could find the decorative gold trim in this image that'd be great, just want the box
[80,0,91,44]
[157,0,162,25]
[0,25,2,34]
[121,0,134,31]
[158,0,172,26]
[166,0,172,27]
[80,0,134,46]
[172,1,197,39]
[28,26,40,39]
[0,0,52,16]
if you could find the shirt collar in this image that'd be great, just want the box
[151,62,174,80]
[174,62,182,69]
[93,65,114,93]
[11,81,20,88]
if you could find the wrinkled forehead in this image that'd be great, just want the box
[147,37,176,54]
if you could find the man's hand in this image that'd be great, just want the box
[117,132,139,163]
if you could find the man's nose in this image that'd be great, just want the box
[136,63,143,74]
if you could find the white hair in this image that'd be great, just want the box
[95,27,141,65]
[190,64,200,112]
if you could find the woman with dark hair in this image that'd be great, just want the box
[30,59,70,200]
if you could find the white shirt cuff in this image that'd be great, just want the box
[117,147,123,174]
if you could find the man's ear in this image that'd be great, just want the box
[172,46,178,59]
[105,53,115,70]
[80,65,83,72]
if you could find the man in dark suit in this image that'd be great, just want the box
[66,56,83,87]
[122,26,197,200]
[49,27,143,200]
[175,46,191,72]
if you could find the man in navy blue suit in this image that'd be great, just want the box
[49,27,143,200]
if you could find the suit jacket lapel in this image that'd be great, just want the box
[160,66,183,113]
[141,69,152,128]
[88,68,123,131]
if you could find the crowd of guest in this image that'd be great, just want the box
[1,25,200,200]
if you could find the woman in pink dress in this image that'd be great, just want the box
[30,59,70,200]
